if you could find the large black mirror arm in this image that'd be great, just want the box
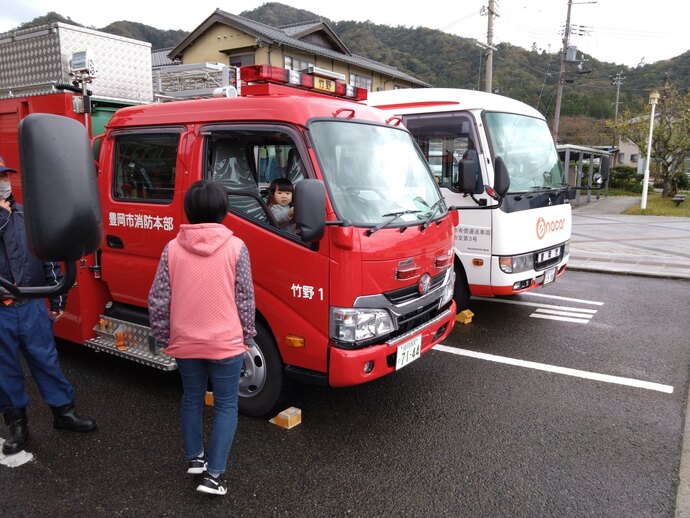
[0,262,76,299]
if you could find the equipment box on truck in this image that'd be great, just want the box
[0,23,153,199]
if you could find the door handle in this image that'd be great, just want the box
[106,235,124,249]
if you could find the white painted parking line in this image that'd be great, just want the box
[530,313,592,324]
[433,344,674,394]
[0,440,33,467]
[472,297,598,313]
[521,292,605,306]
[530,308,594,324]
[533,308,595,319]
[472,296,600,324]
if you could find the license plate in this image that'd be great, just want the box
[396,335,422,370]
[543,267,556,285]
[537,247,561,263]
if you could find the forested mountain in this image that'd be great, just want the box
[9,4,689,144]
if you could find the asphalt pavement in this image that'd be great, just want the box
[568,194,690,518]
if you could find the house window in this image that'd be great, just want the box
[617,153,625,164]
[349,73,372,92]
[230,54,254,68]
[284,56,314,72]
[630,154,639,163]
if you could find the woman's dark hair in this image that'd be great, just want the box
[268,177,294,205]
[184,180,228,224]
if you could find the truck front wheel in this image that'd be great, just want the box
[239,320,287,417]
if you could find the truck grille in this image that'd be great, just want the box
[384,272,446,304]
[396,300,441,334]
[534,245,564,271]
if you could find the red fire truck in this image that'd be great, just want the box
[3,65,461,417]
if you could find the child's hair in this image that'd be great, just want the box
[268,177,294,205]
[184,180,228,224]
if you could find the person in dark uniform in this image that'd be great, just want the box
[0,156,96,456]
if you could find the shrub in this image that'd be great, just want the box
[609,165,642,191]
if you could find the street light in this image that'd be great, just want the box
[640,89,660,210]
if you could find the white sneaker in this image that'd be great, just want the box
[196,472,227,495]
[186,455,207,475]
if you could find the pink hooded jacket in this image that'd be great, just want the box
[148,223,256,360]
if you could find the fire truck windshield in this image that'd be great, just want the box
[310,120,444,227]
[483,112,565,193]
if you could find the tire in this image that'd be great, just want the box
[453,261,471,311]
[238,320,287,417]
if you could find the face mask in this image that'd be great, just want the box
[0,179,11,200]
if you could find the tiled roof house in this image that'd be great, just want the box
[165,9,429,92]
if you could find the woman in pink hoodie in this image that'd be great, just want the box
[148,180,255,496]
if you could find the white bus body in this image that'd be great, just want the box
[367,89,571,309]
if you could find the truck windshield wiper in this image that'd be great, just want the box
[365,210,422,236]
[419,199,445,230]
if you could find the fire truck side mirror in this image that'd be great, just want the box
[19,113,104,261]
[294,179,325,242]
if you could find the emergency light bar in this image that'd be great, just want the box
[240,65,368,101]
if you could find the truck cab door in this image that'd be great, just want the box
[100,128,184,307]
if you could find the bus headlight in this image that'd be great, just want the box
[329,307,393,343]
[499,252,534,274]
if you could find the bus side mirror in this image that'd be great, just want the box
[19,114,103,261]
[600,156,610,183]
[294,179,325,242]
[493,156,511,197]
[454,159,477,193]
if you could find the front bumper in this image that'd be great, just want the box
[328,302,456,387]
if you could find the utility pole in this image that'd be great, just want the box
[611,71,625,121]
[610,71,625,147]
[552,0,573,141]
[480,0,499,93]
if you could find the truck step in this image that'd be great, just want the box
[84,316,177,371]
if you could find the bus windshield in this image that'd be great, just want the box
[484,112,564,193]
[309,120,445,227]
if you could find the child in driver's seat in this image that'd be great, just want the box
[268,178,298,234]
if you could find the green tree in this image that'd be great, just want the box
[610,87,690,196]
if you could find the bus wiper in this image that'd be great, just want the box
[420,199,445,230]
[529,186,553,191]
[365,210,422,236]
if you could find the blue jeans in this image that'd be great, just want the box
[176,354,243,476]
[0,299,74,411]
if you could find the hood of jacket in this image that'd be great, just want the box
[175,223,233,257]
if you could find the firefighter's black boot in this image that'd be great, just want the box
[51,403,97,432]
[2,408,29,455]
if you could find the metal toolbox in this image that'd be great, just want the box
[0,22,153,101]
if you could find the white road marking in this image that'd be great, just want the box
[534,308,595,319]
[521,292,605,306]
[471,296,600,324]
[530,313,592,324]
[433,344,674,394]
[0,440,34,467]
[472,296,598,313]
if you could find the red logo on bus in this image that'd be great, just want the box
[536,217,565,239]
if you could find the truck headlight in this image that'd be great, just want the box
[329,307,393,343]
[499,252,534,274]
